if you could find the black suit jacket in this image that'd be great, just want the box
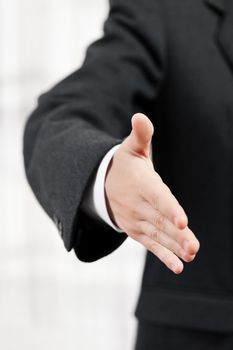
[23,0,233,333]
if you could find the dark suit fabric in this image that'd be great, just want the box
[134,321,233,350]
[23,0,233,346]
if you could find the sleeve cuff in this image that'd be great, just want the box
[81,144,124,233]
[93,144,124,232]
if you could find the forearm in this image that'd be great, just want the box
[23,0,164,261]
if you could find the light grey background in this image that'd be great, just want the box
[0,0,146,349]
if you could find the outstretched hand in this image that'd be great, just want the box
[105,113,200,274]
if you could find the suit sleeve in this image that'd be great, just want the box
[23,0,166,262]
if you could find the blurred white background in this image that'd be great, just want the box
[0,0,146,349]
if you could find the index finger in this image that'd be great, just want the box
[141,172,188,229]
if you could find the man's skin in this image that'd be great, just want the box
[105,113,200,274]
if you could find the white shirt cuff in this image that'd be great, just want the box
[81,144,124,232]
[93,144,124,232]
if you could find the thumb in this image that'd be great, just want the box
[125,113,154,158]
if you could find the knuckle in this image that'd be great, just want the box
[148,242,158,255]
[155,212,165,229]
[150,229,160,242]
[159,251,169,263]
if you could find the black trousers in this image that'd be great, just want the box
[134,321,233,350]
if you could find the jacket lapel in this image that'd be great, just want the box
[204,0,233,71]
